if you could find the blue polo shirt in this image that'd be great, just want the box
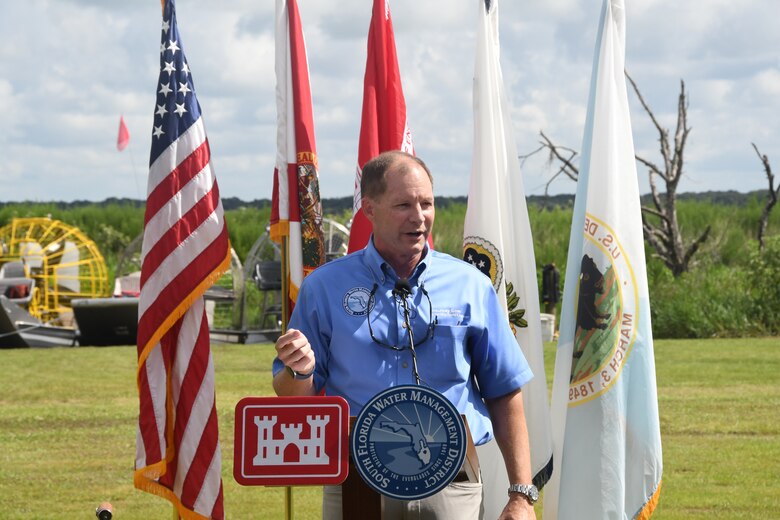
[272,239,533,445]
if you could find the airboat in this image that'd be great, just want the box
[0,216,349,348]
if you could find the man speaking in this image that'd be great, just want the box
[273,151,537,519]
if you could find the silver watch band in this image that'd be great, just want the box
[507,483,539,504]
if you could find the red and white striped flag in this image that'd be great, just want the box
[134,1,230,518]
[270,0,325,313]
[117,115,130,151]
[346,0,416,253]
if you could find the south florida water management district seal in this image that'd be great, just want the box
[351,385,467,500]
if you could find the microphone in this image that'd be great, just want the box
[392,278,420,385]
[393,278,412,298]
[96,502,113,520]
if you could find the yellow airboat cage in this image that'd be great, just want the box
[0,217,110,326]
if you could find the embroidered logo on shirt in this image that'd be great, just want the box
[343,287,374,316]
[432,307,465,326]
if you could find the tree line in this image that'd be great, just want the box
[0,195,777,339]
[1,189,768,214]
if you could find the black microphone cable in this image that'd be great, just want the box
[393,278,421,385]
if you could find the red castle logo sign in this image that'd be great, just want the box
[233,396,349,486]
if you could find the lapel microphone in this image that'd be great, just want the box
[393,278,413,298]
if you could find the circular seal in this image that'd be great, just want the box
[568,213,639,405]
[463,236,503,292]
[350,385,467,500]
[342,287,374,316]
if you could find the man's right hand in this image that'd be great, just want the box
[274,328,316,384]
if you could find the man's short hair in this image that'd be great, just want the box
[361,151,433,200]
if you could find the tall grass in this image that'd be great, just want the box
[222,206,272,261]
[1,198,779,338]
[648,265,756,338]
[430,201,466,257]
[527,206,573,270]
[674,199,766,268]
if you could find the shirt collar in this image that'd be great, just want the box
[363,235,430,287]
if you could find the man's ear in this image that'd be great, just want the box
[362,197,375,223]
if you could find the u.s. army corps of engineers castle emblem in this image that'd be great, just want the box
[351,385,466,500]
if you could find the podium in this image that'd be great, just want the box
[342,416,480,519]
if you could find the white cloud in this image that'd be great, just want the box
[0,0,777,201]
[752,68,780,98]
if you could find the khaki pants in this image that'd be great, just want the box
[322,480,483,520]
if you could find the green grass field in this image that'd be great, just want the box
[1,338,778,519]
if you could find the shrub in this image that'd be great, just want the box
[746,235,780,334]
[649,264,756,338]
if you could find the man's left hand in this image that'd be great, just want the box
[498,494,536,520]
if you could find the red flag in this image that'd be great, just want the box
[270,0,325,315]
[346,0,418,253]
[134,1,229,518]
[117,115,130,151]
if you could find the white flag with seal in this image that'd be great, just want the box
[543,0,663,518]
[463,1,553,517]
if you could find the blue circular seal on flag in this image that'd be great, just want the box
[350,385,467,500]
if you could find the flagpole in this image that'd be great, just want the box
[127,141,143,200]
[285,487,293,520]
[116,114,141,199]
[281,235,290,332]
[281,234,293,520]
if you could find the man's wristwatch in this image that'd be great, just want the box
[508,483,539,504]
[286,366,314,380]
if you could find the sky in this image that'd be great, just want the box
[1,0,778,203]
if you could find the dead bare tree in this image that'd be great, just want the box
[522,74,710,277]
[520,131,580,196]
[752,143,778,251]
[627,75,710,277]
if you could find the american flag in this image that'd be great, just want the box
[134,1,230,518]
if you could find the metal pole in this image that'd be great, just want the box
[281,236,290,332]
[281,235,293,520]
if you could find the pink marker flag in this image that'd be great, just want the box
[117,115,130,151]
